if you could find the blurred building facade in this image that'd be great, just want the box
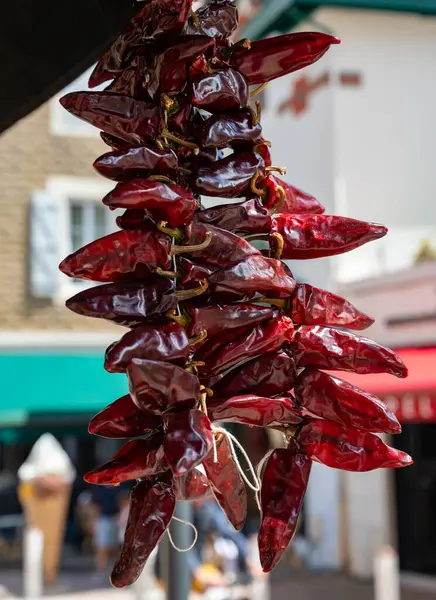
[0,68,125,482]
[242,0,436,579]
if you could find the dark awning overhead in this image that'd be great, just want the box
[0,0,137,135]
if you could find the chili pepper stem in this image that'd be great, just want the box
[255,296,288,309]
[170,232,213,255]
[155,268,178,279]
[271,232,285,259]
[266,166,287,176]
[250,82,269,98]
[157,221,184,240]
[161,127,200,154]
[250,172,266,197]
[189,329,208,346]
[271,185,285,213]
[148,175,177,185]
[166,309,190,327]
[175,280,209,301]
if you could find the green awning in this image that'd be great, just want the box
[0,352,127,426]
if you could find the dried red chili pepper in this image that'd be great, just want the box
[197,315,294,376]
[111,478,175,588]
[59,228,171,283]
[182,222,260,267]
[294,369,401,434]
[298,419,413,471]
[66,279,177,327]
[270,214,387,259]
[194,197,271,235]
[190,151,264,197]
[103,178,197,227]
[100,131,133,151]
[163,409,213,475]
[209,256,296,297]
[184,0,238,39]
[258,450,311,572]
[94,146,178,181]
[105,56,151,100]
[273,176,324,214]
[213,350,297,398]
[203,433,247,530]
[104,321,191,373]
[88,394,161,439]
[290,283,374,330]
[189,69,248,112]
[89,0,193,87]
[185,303,275,338]
[293,325,408,377]
[127,358,200,413]
[116,209,151,230]
[208,394,302,428]
[196,109,262,148]
[84,435,168,485]
[59,93,160,146]
[173,468,212,501]
[179,257,217,287]
[232,32,340,85]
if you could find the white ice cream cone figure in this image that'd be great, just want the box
[18,433,75,584]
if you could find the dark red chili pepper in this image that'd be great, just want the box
[290,283,374,330]
[293,325,408,377]
[270,214,387,259]
[163,409,213,475]
[213,350,297,398]
[59,228,171,283]
[190,151,264,197]
[258,450,312,572]
[294,369,401,434]
[179,257,217,287]
[173,469,212,501]
[105,56,151,101]
[182,222,260,267]
[89,0,193,87]
[197,315,294,376]
[196,109,262,148]
[94,146,178,181]
[208,395,302,428]
[185,303,275,338]
[104,321,191,373]
[100,131,133,151]
[203,433,247,530]
[88,394,161,439]
[148,36,216,97]
[103,178,197,227]
[298,419,413,471]
[84,435,168,484]
[194,197,271,235]
[209,256,296,297]
[232,32,340,85]
[111,478,175,588]
[116,209,151,230]
[184,0,238,39]
[59,93,160,146]
[189,69,248,112]
[127,358,200,413]
[273,176,324,214]
[65,279,177,327]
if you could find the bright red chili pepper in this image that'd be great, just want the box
[127,358,201,413]
[93,146,178,181]
[111,477,176,588]
[194,197,271,235]
[273,176,324,214]
[163,409,213,475]
[102,178,198,227]
[104,321,191,373]
[294,369,401,434]
[208,394,302,428]
[298,419,413,471]
[172,468,212,501]
[203,433,247,531]
[189,69,249,112]
[258,450,312,572]
[65,278,177,327]
[84,435,168,484]
[270,214,387,259]
[88,394,161,439]
[59,228,171,283]
[290,283,375,330]
[185,303,275,338]
[293,325,408,377]
[59,93,160,145]
[232,32,340,85]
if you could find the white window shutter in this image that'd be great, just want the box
[30,190,62,298]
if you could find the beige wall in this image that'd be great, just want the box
[0,102,118,333]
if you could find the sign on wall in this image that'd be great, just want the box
[383,393,436,423]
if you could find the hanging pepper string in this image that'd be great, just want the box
[167,516,198,552]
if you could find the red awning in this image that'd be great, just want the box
[336,347,436,423]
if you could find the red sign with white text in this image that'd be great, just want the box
[382,393,436,423]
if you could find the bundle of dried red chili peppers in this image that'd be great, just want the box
[59,0,412,584]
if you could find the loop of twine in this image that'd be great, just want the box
[167,516,198,552]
